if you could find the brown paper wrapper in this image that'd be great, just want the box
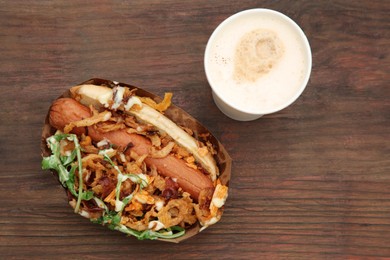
[41,78,232,243]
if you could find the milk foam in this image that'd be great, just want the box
[206,11,308,113]
[234,29,284,83]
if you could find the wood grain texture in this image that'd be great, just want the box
[0,0,389,259]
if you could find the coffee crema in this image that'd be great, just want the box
[205,11,309,114]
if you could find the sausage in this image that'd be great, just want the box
[49,98,90,136]
[88,127,214,200]
[49,98,214,201]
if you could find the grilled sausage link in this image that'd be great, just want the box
[49,98,214,201]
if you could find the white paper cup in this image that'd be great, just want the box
[204,9,312,121]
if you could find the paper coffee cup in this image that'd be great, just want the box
[204,9,312,121]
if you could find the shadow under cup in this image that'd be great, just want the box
[204,8,312,121]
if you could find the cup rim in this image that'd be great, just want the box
[204,8,312,116]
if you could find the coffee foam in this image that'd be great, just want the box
[206,11,309,114]
[234,29,284,83]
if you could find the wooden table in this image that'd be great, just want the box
[1,1,389,259]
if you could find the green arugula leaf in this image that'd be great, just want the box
[42,133,93,213]
[114,224,185,240]
[60,149,77,166]
[91,211,121,230]
[42,137,71,185]
[81,190,94,201]
[65,164,77,196]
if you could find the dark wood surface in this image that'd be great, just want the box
[1,1,389,259]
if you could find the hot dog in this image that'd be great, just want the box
[42,81,229,241]
[49,98,214,200]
